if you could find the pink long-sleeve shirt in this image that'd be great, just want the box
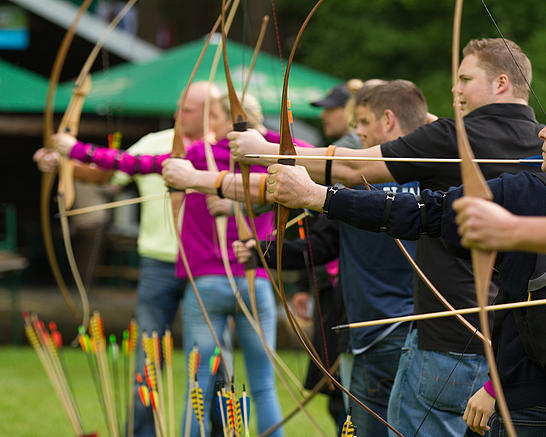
[70,130,312,279]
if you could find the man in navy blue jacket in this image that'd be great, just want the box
[261,125,546,436]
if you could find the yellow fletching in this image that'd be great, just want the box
[225,395,234,431]
[191,385,204,424]
[25,324,40,349]
[233,395,243,434]
[341,420,354,437]
[142,333,154,361]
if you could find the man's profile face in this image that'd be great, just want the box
[208,99,232,139]
[453,54,497,116]
[354,104,388,148]
[320,106,348,139]
[176,92,205,140]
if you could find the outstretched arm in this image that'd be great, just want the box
[51,132,169,175]
[264,162,446,240]
[228,129,394,186]
[34,145,113,184]
[161,157,267,204]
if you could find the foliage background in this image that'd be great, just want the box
[255,0,546,122]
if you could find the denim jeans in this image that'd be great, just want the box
[132,257,185,437]
[182,275,283,437]
[343,324,409,437]
[490,405,546,436]
[387,329,489,437]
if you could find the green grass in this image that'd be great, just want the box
[0,346,336,437]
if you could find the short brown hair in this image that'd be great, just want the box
[354,80,428,134]
[462,38,532,101]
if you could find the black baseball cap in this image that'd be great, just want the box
[310,84,350,108]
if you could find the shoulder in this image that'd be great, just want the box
[381,118,455,157]
[127,129,174,154]
[495,172,546,215]
[334,132,361,149]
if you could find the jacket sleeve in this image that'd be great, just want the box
[70,141,169,175]
[327,186,446,240]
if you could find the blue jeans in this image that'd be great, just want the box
[490,406,546,436]
[388,329,489,437]
[132,257,186,437]
[346,324,408,437]
[182,275,283,437]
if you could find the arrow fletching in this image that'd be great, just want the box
[191,378,204,425]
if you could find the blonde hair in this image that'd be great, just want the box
[345,78,386,127]
[220,93,264,129]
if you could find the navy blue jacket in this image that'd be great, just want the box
[328,171,546,409]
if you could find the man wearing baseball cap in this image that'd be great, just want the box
[312,79,385,149]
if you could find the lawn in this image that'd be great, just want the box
[0,346,337,437]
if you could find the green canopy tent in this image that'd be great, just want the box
[54,35,342,118]
[0,58,48,112]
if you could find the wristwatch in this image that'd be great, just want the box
[322,182,345,214]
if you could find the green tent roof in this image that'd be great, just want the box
[0,58,48,112]
[54,36,341,118]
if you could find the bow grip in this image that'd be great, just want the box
[233,120,248,132]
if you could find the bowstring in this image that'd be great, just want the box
[270,0,333,376]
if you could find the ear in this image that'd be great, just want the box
[495,74,509,95]
[383,109,397,132]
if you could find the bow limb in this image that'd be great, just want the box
[217,2,324,368]
[41,0,92,324]
[53,0,139,342]
[57,0,138,211]
[241,15,269,102]
[166,2,240,383]
[168,128,232,382]
[220,0,320,404]
[169,0,234,160]
[55,77,93,341]
[452,2,515,436]
[219,0,266,348]
[215,0,320,404]
[273,2,402,436]
[169,188,232,383]
[199,0,241,382]
[57,76,91,213]
[218,0,320,393]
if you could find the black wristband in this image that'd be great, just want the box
[414,194,428,235]
[322,182,345,215]
[380,192,395,231]
[85,144,96,163]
